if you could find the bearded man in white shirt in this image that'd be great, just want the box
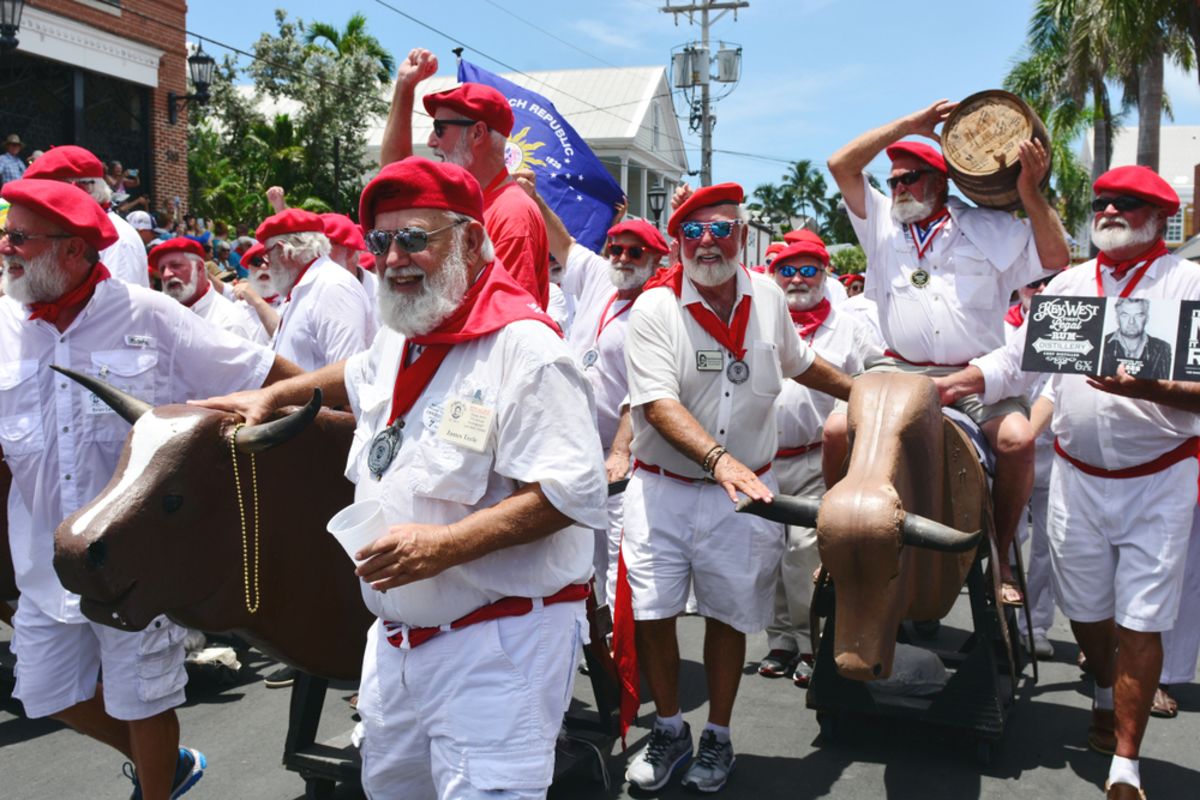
[151,237,267,343]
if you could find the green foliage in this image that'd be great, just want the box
[830,245,865,275]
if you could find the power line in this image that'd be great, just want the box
[479,0,621,69]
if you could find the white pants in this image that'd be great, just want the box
[356,602,585,799]
[594,491,624,608]
[1047,454,1197,633]
[766,451,824,654]
[1162,503,1200,685]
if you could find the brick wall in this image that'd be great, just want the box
[28,0,190,211]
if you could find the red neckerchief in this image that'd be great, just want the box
[182,277,211,308]
[28,262,111,323]
[384,262,560,427]
[907,207,952,260]
[285,258,318,302]
[643,262,753,359]
[594,291,635,343]
[480,170,511,207]
[789,297,831,342]
[1004,302,1025,328]
[1095,239,1169,296]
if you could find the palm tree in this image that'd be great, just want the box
[781,160,830,230]
[748,183,798,234]
[303,13,396,85]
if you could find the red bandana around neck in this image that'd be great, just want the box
[790,297,831,341]
[1004,302,1025,328]
[1095,239,1169,293]
[28,262,111,323]
[643,262,753,358]
[907,207,952,261]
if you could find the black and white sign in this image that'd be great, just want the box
[1022,295,1106,376]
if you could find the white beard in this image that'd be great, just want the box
[786,283,823,311]
[267,263,298,298]
[2,243,71,305]
[1091,215,1160,254]
[163,268,201,304]
[891,194,937,225]
[609,261,655,291]
[682,250,739,287]
[439,134,475,170]
[377,234,470,337]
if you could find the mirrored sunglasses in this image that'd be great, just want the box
[607,244,645,259]
[1090,195,1148,213]
[679,220,737,240]
[364,220,466,255]
[776,264,821,278]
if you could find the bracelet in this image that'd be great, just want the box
[708,449,728,475]
[702,445,727,475]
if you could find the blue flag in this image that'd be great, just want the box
[458,59,625,253]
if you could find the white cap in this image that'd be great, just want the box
[126,210,153,230]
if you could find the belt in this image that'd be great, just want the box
[633,459,771,484]
[776,442,822,459]
[383,583,590,649]
[1053,436,1199,479]
[883,349,967,369]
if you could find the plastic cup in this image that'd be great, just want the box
[327,500,387,565]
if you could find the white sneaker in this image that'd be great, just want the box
[681,729,735,793]
[625,721,692,791]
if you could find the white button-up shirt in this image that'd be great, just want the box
[974,254,1200,470]
[189,284,268,344]
[626,267,815,478]
[0,279,275,621]
[272,257,374,371]
[849,177,1046,365]
[343,320,608,627]
[103,211,150,288]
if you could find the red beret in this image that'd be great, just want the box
[838,273,864,287]
[772,239,829,268]
[358,157,484,231]
[241,241,267,267]
[783,228,825,245]
[22,145,104,181]
[357,251,376,272]
[255,208,325,243]
[607,219,668,255]
[765,242,786,257]
[0,179,117,251]
[667,182,745,238]
[320,213,367,250]
[148,237,207,269]
[886,141,947,174]
[423,83,514,138]
[1093,165,1180,216]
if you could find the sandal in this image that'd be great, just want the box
[757,649,798,678]
[1150,685,1178,719]
[1000,580,1024,607]
[1077,650,1092,676]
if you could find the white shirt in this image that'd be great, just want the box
[356,265,381,335]
[849,177,1047,365]
[974,254,1200,470]
[343,321,608,627]
[547,282,571,335]
[189,283,269,344]
[103,211,150,288]
[563,243,636,447]
[776,304,881,450]
[626,267,815,477]
[272,256,374,371]
[825,272,848,306]
[839,293,884,342]
[0,279,275,621]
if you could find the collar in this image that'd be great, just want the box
[679,263,753,311]
[288,256,329,299]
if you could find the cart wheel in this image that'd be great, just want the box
[817,712,838,742]
[975,739,993,766]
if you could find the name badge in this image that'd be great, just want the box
[124,334,156,348]
[436,400,494,453]
[696,350,724,371]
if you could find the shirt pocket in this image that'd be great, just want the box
[406,429,494,506]
[346,384,391,485]
[0,359,44,456]
[84,349,159,442]
[952,246,997,309]
[749,340,783,398]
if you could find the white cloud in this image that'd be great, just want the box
[568,19,645,50]
[1164,63,1200,123]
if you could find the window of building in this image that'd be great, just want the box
[1166,209,1184,242]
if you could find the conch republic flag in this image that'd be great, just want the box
[458,59,625,254]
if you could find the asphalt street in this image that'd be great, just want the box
[1,590,1198,799]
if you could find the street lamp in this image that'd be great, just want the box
[0,0,25,53]
[647,181,667,227]
[168,43,216,125]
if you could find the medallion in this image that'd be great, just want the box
[582,348,599,368]
[726,359,750,385]
[368,423,403,480]
[911,268,930,288]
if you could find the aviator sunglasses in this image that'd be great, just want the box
[886,170,933,191]
[365,219,467,256]
[0,228,73,246]
[776,264,821,278]
[679,220,738,240]
[1090,195,1149,213]
[432,119,477,138]
[607,244,645,259]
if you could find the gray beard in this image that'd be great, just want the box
[682,251,739,287]
[163,269,201,304]
[377,234,470,337]
[267,263,298,298]
[786,283,823,311]
[2,243,71,304]
[891,195,937,225]
[609,261,654,291]
[1091,216,1159,254]
[439,135,475,170]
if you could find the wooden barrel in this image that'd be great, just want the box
[941,90,1051,212]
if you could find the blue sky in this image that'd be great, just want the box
[187,0,1200,192]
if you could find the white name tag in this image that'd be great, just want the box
[124,334,156,348]
[436,400,494,453]
[696,350,724,371]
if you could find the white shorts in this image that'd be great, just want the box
[1047,453,1197,633]
[11,598,188,721]
[621,468,785,633]
[356,601,585,799]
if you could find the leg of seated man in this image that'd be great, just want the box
[636,617,682,717]
[981,411,1035,596]
[704,618,745,727]
[821,413,849,488]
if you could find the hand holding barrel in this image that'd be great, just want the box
[907,99,958,142]
[1015,139,1051,199]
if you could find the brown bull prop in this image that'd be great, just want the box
[50,367,371,680]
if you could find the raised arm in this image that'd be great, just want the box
[1014,139,1070,271]
[380,48,439,166]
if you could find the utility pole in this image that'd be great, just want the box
[662,1,748,186]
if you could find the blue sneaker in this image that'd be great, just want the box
[125,747,207,799]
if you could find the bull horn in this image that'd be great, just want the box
[736,493,822,527]
[900,512,982,553]
[50,365,152,425]
[235,389,323,453]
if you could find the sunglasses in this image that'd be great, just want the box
[0,228,73,247]
[607,244,645,260]
[776,264,821,279]
[246,257,265,268]
[364,220,466,255]
[1091,195,1148,213]
[886,170,933,191]
[432,119,477,138]
[679,220,738,240]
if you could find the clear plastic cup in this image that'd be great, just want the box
[327,500,387,565]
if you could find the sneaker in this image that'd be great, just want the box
[625,721,693,791]
[757,648,798,678]
[125,747,207,799]
[792,654,815,688]
[263,664,297,688]
[1025,632,1054,660]
[681,729,735,793]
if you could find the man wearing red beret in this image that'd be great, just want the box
[828,100,1070,607]
[756,236,882,687]
[231,241,283,338]
[0,179,299,798]
[23,144,150,289]
[197,157,608,799]
[150,237,267,343]
[619,183,851,792]
[320,212,380,334]
[379,48,551,311]
[255,208,375,371]
[935,165,1200,799]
